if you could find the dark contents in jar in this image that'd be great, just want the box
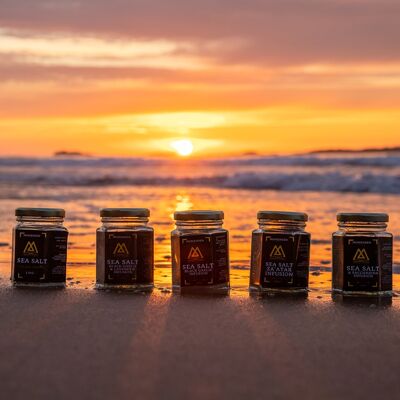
[172,232,229,287]
[251,232,310,289]
[97,230,154,285]
[333,235,392,293]
[13,228,68,283]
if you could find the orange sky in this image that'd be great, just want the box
[0,1,399,157]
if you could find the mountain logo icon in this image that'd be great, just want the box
[270,245,286,259]
[23,241,39,255]
[188,247,204,260]
[113,242,129,256]
[353,248,369,262]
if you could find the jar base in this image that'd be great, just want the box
[95,283,154,292]
[250,285,308,294]
[332,288,393,297]
[173,283,230,295]
[12,281,66,288]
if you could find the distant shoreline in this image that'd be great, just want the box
[54,151,91,157]
[308,146,400,155]
[3,146,400,159]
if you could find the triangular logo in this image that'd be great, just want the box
[270,245,286,259]
[23,241,38,255]
[113,242,129,256]
[188,246,203,260]
[353,248,369,262]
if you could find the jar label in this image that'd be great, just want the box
[179,233,229,286]
[13,229,68,283]
[342,236,392,292]
[104,231,153,284]
[260,233,310,288]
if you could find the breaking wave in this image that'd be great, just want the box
[1,154,400,194]
[0,170,399,194]
[1,154,400,168]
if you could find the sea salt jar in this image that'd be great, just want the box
[171,210,230,293]
[96,208,154,290]
[250,211,311,292]
[11,208,68,287]
[332,213,393,296]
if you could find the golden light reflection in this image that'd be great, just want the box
[174,193,193,213]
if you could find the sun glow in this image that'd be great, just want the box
[170,139,194,157]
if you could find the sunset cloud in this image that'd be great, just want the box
[0,0,399,155]
[1,0,399,64]
[0,29,210,69]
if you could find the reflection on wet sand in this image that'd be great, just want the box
[0,186,399,307]
[1,262,400,311]
[332,293,393,308]
[249,290,309,302]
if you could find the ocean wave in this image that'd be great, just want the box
[218,155,400,168]
[221,171,400,193]
[1,155,400,193]
[0,157,160,168]
[1,171,400,194]
[1,154,400,168]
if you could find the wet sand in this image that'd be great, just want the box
[1,186,400,271]
[1,283,400,400]
[1,186,400,399]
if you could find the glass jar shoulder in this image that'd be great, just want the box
[172,227,228,237]
[252,227,310,237]
[333,230,392,239]
[14,223,68,232]
[97,225,154,233]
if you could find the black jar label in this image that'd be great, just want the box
[104,231,153,284]
[179,233,229,286]
[13,229,68,283]
[342,236,392,292]
[260,233,310,288]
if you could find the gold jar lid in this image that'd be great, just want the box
[100,208,150,218]
[174,210,224,221]
[15,208,65,218]
[257,211,308,222]
[337,213,388,223]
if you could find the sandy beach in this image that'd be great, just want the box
[1,285,400,400]
[1,260,400,399]
[1,157,400,399]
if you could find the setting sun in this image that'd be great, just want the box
[170,139,194,157]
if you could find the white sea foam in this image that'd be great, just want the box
[0,154,399,193]
[1,154,400,168]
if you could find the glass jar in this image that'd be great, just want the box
[96,208,154,290]
[332,213,392,296]
[11,208,68,287]
[250,211,310,292]
[171,210,229,293]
